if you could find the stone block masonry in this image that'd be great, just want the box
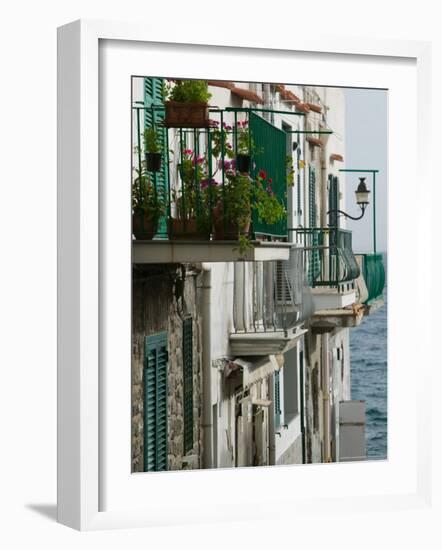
[132,264,203,472]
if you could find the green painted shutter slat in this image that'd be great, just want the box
[144,331,168,472]
[182,318,193,454]
[308,167,320,285]
[274,370,281,429]
[296,144,302,218]
[249,112,287,238]
[144,77,168,238]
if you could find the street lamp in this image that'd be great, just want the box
[327,177,370,221]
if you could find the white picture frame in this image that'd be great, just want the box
[57,19,432,531]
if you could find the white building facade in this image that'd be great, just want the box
[131,77,385,471]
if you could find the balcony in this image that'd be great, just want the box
[229,246,311,355]
[132,103,300,263]
[291,228,364,328]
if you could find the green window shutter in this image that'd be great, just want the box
[144,331,168,472]
[144,77,169,238]
[328,175,339,230]
[296,144,302,218]
[182,318,193,454]
[249,112,287,238]
[274,370,281,429]
[308,166,317,228]
[308,166,320,285]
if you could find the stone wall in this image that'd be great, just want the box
[132,264,203,472]
[304,330,324,464]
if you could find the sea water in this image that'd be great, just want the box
[350,267,388,460]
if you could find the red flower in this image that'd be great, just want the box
[268,178,273,184]
[258,169,267,179]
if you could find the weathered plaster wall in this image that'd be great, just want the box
[276,434,303,466]
[132,264,203,472]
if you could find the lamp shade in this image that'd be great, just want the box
[355,177,370,205]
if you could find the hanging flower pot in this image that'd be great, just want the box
[145,152,162,172]
[132,211,159,240]
[168,218,211,240]
[235,154,251,174]
[164,101,209,128]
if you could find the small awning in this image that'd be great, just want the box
[295,102,310,113]
[306,136,323,147]
[275,84,300,103]
[330,153,344,162]
[231,354,284,388]
[306,102,322,113]
[230,86,264,104]
[207,80,234,90]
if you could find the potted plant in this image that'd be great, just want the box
[169,149,217,240]
[212,171,252,241]
[235,119,251,173]
[164,80,212,128]
[212,167,285,247]
[132,170,166,240]
[144,127,162,172]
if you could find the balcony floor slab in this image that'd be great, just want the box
[311,304,365,330]
[132,240,291,263]
[229,327,307,356]
[311,287,356,311]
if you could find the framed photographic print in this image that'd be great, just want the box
[57,19,432,530]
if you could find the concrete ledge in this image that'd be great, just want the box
[229,327,307,355]
[132,240,291,263]
[311,305,365,330]
[311,287,356,310]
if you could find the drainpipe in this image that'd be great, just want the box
[201,263,213,469]
[299,349,306,464]
[322,332,331,462]
[268,373,276,465]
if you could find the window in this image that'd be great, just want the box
[144,331,168,472]
[182,317,193,454]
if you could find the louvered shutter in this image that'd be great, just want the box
[182,318,193,454]
[144,77,168,238]
[144,332,168,472]
[274,370,281,429]
[308,166,320,285]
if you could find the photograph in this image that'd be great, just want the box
[130,77,387,472]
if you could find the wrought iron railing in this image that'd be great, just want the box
[232,246,313,334]
[358,253,385,303]
[132,104,294,241]
[290,228,360,291]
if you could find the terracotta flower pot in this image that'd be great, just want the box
[132,211,159,240]
[212,203,251,241]
[168,218,210,240]
[145,152,162,172]
[164,101,209,128]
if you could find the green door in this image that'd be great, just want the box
[144,77,168,238]
[144,331,168,472]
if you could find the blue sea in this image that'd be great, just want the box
[350,275,388,460]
